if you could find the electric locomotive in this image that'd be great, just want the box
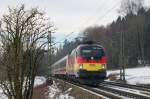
[51,42,107,85]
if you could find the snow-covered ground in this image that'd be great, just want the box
[107,66,150,85]
[48,81,74,99]
[0,87,7,99]
[0,77,46,99]
[1,66,150,99]
[0,76,74,99]
[34,76,46,86]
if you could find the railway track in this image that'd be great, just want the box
[102,81,150,92]
[52,77,150,99]
[97,81,150,99]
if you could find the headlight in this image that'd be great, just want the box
[79,64,83,69]
[102,64,106,69]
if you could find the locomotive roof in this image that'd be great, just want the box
[51,43,104,67]
[77,43,104,49]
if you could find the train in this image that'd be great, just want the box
[51,42,107,85]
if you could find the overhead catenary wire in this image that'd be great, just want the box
[51,32,75,46]
[93,0,120,25]
[76,0,109,31]
[51,1,108,46]
[52,0,121,47]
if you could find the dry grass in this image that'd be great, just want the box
[32,83,49,99]
[31,79,106,99]
[55,79,104,99]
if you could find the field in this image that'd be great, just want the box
[107,66,150,85]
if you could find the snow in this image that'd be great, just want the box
[34,76,46,86]
[0,88,7,99]
[34,77,75,99]
[1,66,150,99]
[0,76,46,99]
[0,77,74,99]
[107,66,150,85]
[48,81,74,99]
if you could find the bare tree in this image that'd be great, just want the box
[119,0,144,16]
[0,5,54,99]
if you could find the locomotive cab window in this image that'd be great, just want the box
[80,46,105,59]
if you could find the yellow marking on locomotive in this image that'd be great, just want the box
[74,63,106,71]
[83,63,101,71]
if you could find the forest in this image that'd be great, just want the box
[50,0,150,70]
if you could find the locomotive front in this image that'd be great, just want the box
[75,44,107,81]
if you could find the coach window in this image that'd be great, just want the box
[62,60,65,67]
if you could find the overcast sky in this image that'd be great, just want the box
[0,0,149,43]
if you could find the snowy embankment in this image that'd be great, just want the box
[48,81,74,99]
[34,77,74,99]
[0,76,74,99]
[0,77,46,99]
[107,66,150,85]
